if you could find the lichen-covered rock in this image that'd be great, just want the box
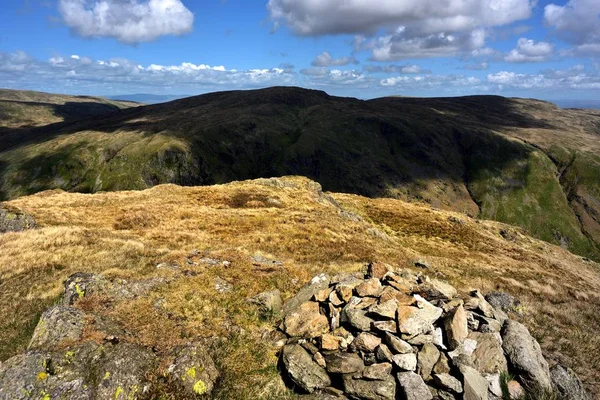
[418,343,440,380]
[484,292,520,313]
[325,352,365,374]
[550,364,591,400]
[418,279,457,301]
[397,371,433,400]
[351,333,382,352]
[502,320,552,391]
[167,344,220,397]
[342,308,375,332]
[281,344,331,393]
[469,332,507,375]
[343,374,396,400]
[28,306,86,350]
[444,304,468,350]
[0,205,37,233]
[0,341,156,400]
[433,373,463,394]
[392,353,417,371]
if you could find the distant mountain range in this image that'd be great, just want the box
[107,93,190,104]
[0,87,598,260]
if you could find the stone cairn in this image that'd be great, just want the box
[277,262,590,400]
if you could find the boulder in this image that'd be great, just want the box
[343,374,396,400]
[249,290,283,317]
[550,364,591,400]
[372,320,398,333]
[433,373,463,394]
[376,344,394,363]
[460,365,489,400]
[283,301,329,338]
[343,308,375,332]
[384,333,414,354]
[283,274,330,316]
[507,380,524,399]
[469,332,507,375]
[355,278,383,297]
[418,279,458,301]
[28,306,85,350]
[167,344,220,397]
[0,205,37,233]
[362,363,393,380]
[321,334,343,351]
[392,353,418,371]
[418,343,440,380]
[366,262,393,280]
[325,352,365,374]
[464,291,494,318]
[397,295,443,337]
[281,344,331,393]
[396,371,434,400]
[368,300,398,320]
[484,292,520,313]
[502,320,552,391]
[351,333,382,352]
[444,305,468,350]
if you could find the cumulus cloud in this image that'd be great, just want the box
[0,50,294,93]
[300,67,369,86]
[269,0,535,59]
[311,52,358,67]
[505,38,554,63]
[487,65,600,90]
[463,62,489,70]
[380,75,483,90]
[363,64,431,74]
[544,0,600,55]
[58,0,195,44]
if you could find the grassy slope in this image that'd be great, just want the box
[1,177,599,398]
[0,87,597,260]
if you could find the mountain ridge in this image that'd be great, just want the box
[0,86,598,260]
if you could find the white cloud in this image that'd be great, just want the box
[380,75,483,89]
[58,0,195,44]
[464,62,489,70]
[300,67,369,86]
[311,52,358,67]
[363,64,431,74]
[487,66,600,90]
[505,38,554,63]
[545,0,600,55]
[269,0,535,59]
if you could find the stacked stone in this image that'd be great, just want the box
[278,263,587,400]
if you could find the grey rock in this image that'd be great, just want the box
[418,279,457,301]
[469,332,507,375]
[460,365,489,400]
[215,277,233,293]
[343,308,375,332]
[397,371,433,400]
[362,363,393,380]
[385,332,414,354]
[550,364,591,400]
[355,278,383,297]
[251,254,283,267]
[343,374,396,400]
[249,290,283,317]
[464,291,494,318]
[368,300,398,320]
[351,333,382,352]
[397,295,443,337]
[367,262,393,280]
[376,344,394,363]
[392,353,418,371]
[433,373,463,394]
[281,344,331,393]
[418,343,440,380]
[502,320,552,391]
[283,274,330,316]
[0,205,36,233]
[28,306,85,350]
[167,343,220,397]
[444,304,468,350]
[484,292,520,313]
[325,352,365,374]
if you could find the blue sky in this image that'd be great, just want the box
[1,0,599,100]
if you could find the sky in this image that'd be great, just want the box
[0,0,599,101]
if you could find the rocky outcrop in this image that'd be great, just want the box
[550,365,591,400]
[0,272,220,399]
[277,266,589,400]
[0,205,36,233]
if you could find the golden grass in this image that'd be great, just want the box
[1,176,599,397]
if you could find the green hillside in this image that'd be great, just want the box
[0,87,598,260]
